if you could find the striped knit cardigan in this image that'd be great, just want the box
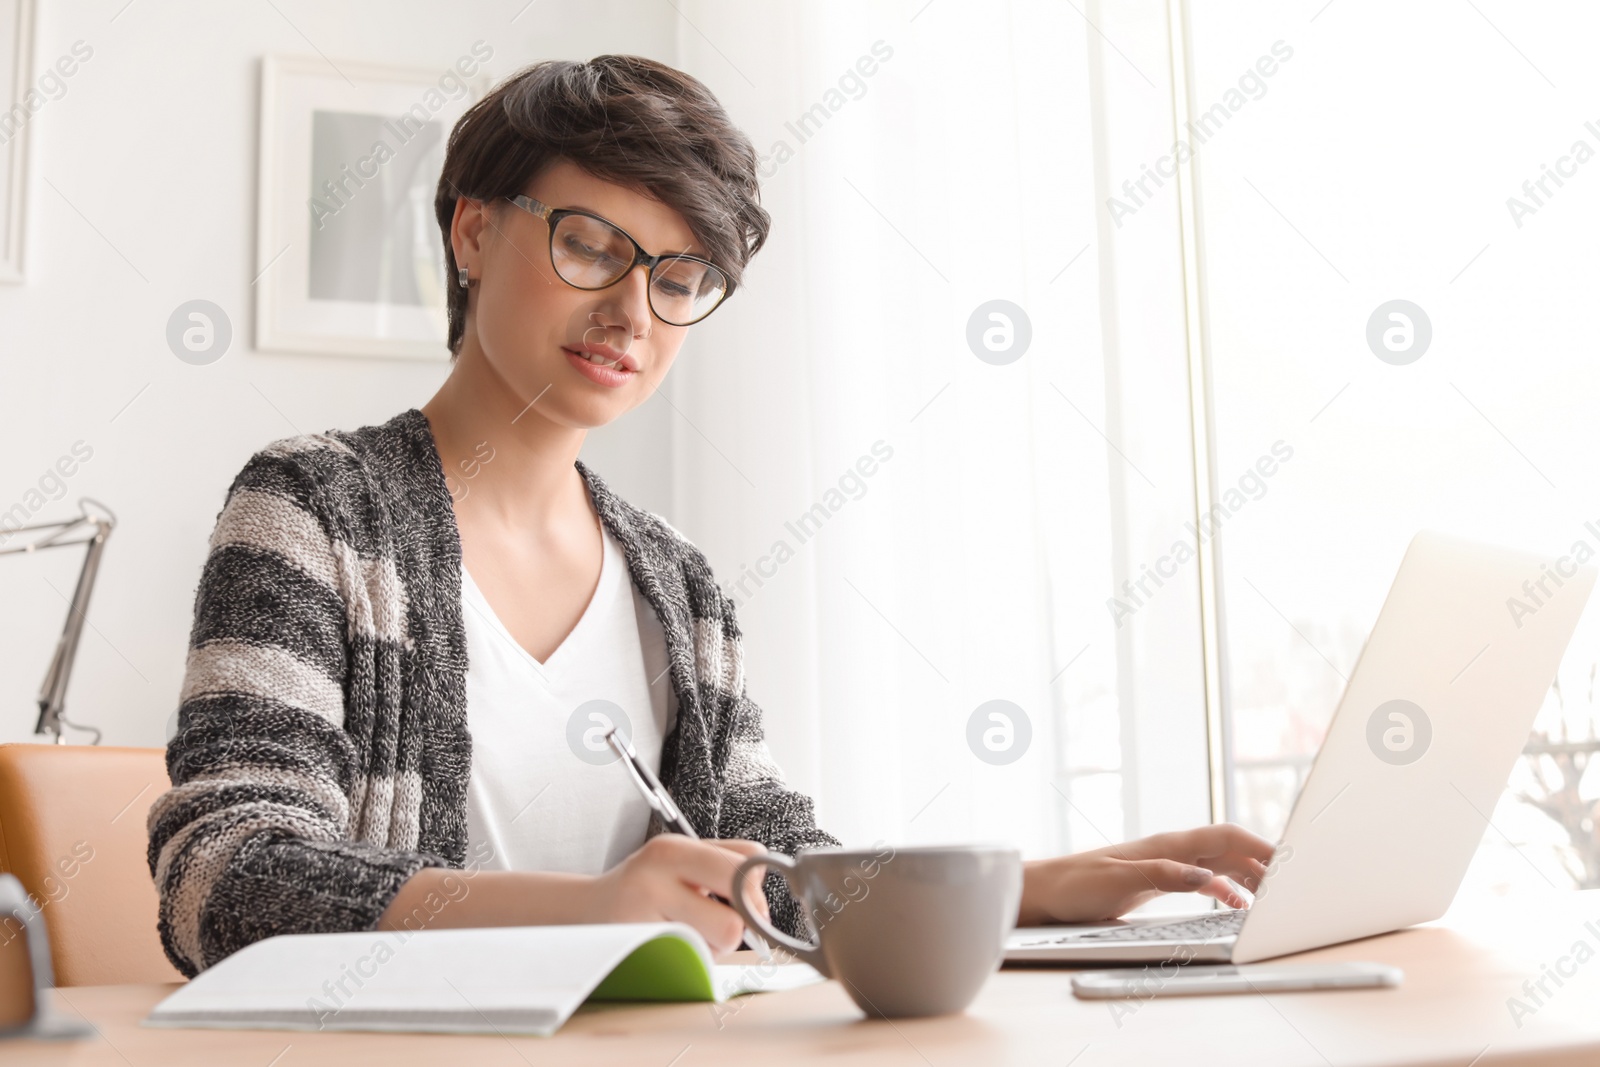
[147,406,837,978]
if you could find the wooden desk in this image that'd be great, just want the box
[12,888,1600,1065]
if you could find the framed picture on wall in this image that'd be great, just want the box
[255,52,492,360]
[0,0,36,284]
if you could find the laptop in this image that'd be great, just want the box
[1006,529,1596,965]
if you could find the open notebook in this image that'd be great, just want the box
[143,923,823,1036]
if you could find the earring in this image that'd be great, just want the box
[458,266,470,288]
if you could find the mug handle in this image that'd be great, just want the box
[730,852,831,977]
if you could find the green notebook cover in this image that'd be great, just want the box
[587,933,719,1002]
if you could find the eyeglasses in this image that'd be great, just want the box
[504,195,732,326]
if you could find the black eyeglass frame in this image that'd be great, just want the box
[503,194,733,326]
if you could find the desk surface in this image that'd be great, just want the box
[12,888,1600,1066]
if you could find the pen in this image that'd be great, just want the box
[604,725,698,838]
[604,726,771,960]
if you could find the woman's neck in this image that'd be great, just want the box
[419,345,591,537]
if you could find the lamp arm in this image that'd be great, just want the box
[27,499,115,744]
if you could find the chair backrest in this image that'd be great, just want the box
[0,744,184,987]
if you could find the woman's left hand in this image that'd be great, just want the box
[1017,823,1278,926]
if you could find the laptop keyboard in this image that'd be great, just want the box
[1034,908,1246,944]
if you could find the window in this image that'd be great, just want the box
[1186,0,1600,894]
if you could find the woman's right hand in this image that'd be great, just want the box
[587,834,772,955]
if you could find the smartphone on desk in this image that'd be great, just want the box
[1071,961,1402,998]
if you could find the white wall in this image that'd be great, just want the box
[0,1,681,745]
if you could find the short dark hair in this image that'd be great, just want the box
[434,54,771,357]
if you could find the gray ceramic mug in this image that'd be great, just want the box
[730,843,1023,1018]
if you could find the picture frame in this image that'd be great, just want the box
[0,0,35,285]
[255,52,492,360]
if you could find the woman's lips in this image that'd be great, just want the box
[564,347,636,388]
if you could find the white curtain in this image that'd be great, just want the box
[667,0,1203,857]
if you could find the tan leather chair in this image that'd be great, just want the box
[0,744,184,987]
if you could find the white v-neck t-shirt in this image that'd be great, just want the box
[460,524,675,875]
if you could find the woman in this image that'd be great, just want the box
[148,54,1273,978]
